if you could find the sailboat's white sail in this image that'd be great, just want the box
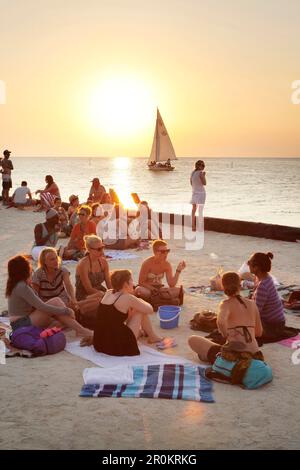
[148,109,177,164]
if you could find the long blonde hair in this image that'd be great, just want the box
[38,247,61,269]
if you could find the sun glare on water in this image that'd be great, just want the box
[111,157,137,210]
[89,75,154,137]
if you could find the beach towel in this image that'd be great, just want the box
[65,340,194,368]
[278,334,300,348]
[80,363,214,403]
[104,250,139,261]
[83,366,134,385]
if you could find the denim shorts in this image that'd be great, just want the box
[10,316,32,332]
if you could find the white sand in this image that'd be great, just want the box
[1,207,300,450]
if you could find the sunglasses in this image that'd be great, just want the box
[91,246,104,252]
[79,212,87,216]
[158,249,170,254]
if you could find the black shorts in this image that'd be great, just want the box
[2,179,12,190]
[10,316,32,332]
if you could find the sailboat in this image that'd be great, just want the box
[147,108,177,171]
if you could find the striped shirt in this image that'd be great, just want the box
[32,267,70,305]
[253,275,285,324]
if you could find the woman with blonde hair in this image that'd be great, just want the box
[93,269,162,356]
[75,235,111,326]
[32,247,77,308]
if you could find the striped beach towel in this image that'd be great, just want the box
[80,364,214,403]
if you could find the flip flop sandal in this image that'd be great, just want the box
[156,337,177,350]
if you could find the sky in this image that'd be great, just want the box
[1,0,300,157]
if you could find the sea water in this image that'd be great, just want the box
[9,157,300,227]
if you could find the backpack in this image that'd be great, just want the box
[211,355,273,389]
[10,326,66,356]
[190,310,217,332]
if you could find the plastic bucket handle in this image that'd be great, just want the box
[157,310,181,323]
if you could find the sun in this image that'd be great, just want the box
[89,75,154,137]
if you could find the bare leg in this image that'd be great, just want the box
[188,335,220,362]
[191,204,197,231]
[141,314,162,343]
[30,297,92,339]
[135,286,152,301]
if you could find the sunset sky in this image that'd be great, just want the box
[1,0,300,157]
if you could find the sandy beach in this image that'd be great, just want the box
[1,207,300,450]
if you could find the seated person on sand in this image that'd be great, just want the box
[6,255,92,343]
[101,208,139,250]
[248,252,287,342]
[89,177,106,203]
[32,247,78,310]
[90,269,163,356]
[68,194,80,228]
[53,196,70,235]
[189,272,263,364]
[188,272,272,387]
[64,205,96,260]
[90,203,108,226]
[135,240,186,304]
[75,236,111,325]
[35,175,60,211]
[135,200,162,240]
[31,208,60,261]
[11,181,34,209]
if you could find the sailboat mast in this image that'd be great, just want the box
[155,108,159,162]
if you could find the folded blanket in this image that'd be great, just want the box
[65,340,194,368]
[80,363,214,403]
[83,366,134,385]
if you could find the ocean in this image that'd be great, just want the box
[9,157,300,227]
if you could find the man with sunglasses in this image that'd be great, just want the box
[135,240,186,308]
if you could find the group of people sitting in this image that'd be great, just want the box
[5,239,186,354]
[4,236,295,388]
[31,190,160,261]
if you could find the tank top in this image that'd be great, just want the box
[190,170,205,193]
[75,256,106,300]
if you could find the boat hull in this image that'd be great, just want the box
[148,166,175,171]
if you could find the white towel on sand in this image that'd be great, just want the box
[83,366,134,385]
[65,340,194,368]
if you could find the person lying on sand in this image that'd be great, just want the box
[90,269,163,356]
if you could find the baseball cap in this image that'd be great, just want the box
[3,149,11,156]
[91,177,100,183]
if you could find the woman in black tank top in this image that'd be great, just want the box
[93,270,162,356]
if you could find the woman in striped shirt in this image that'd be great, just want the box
[248,252,286,340]
[32,248,77,309]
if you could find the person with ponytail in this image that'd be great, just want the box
[188,272,263,364]
[248,252,286,341]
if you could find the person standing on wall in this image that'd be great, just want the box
[190,160,206,231]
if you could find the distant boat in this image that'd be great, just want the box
[147,108,177,171]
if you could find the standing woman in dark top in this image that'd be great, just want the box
[93,270,162,356]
